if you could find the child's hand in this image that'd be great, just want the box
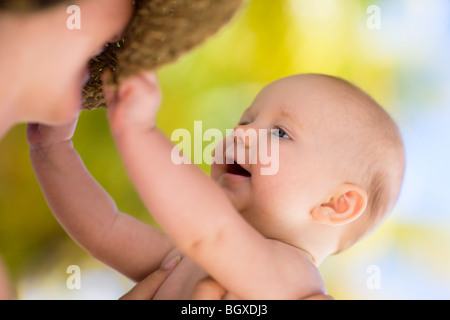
[105,71,162,135]
[27,116,78,150]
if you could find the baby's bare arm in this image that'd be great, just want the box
[28,121,173,282]
[108,73,326,299]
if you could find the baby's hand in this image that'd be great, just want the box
[27,117,78,150]
[105,71,162,136]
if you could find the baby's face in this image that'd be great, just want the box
[211,75,352,241]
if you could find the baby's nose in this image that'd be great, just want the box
[233,125,257,148]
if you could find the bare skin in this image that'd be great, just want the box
[28,73,403,299]
[0,0,134,138]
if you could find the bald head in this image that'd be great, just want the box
[299,74,405,250]
[269,74,405,251]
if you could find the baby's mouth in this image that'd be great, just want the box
[225,161,252,178]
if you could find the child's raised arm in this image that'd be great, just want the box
[108,73,325,299]
[27,118,173,282]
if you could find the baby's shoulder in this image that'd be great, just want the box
[270,241,327,297]
[299,258,327,297]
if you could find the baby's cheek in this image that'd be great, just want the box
[256,175,298,214]
[248,179,279,214]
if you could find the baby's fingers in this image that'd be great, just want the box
[117,71,160,106]
[107,71,162,133]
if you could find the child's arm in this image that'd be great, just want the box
[27,118,174,282]
[108,73,326,299]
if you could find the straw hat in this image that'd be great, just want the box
[1,0,244,110]
[0,0,66,12]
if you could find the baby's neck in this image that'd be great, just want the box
[294,240,336,267]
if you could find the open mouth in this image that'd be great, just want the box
[225,161,252,177]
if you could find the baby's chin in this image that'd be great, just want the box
[210,162,254,211]
[213,178,249,213]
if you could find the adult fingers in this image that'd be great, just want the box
[119,256,181,300]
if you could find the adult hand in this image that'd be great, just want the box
[120,255,181,300]
[121,270,334,300]
[121,273,227,301]
[120,268,174,300]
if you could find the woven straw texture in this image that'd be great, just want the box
[85,0,243,110]
[0,0,69,12]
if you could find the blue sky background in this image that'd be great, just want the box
[383,0,450,225]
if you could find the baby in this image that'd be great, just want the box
[28,72,405,299]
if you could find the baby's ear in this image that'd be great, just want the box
[311,184,368,226]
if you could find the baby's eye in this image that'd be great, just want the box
[272,128,290,139]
